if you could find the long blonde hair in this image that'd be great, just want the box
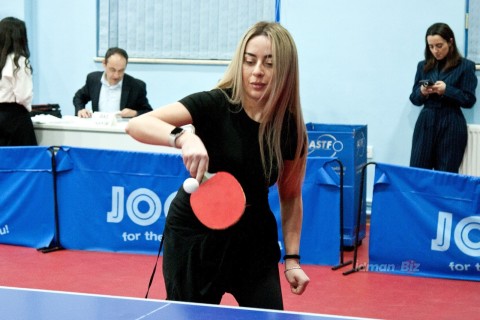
[217,21,307,188]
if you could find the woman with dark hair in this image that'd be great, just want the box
[126,21,309,309]
[0,17,37,146]
[409,22,477,172]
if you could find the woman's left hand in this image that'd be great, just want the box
[284,268,310,295]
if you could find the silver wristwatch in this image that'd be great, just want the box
[168,127,186,148]
[168,125,195,148]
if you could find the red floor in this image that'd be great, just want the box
[1,234,479,319]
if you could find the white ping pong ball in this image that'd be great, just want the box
[183,178,199,194]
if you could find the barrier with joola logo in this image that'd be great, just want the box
[306,123,367,247]
[0,147,55,248]
[369,163,480,281]
[0,146,341,265]
[54,146,189,254]
[51,147,340,265]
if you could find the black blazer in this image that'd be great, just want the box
[73,71,153,116]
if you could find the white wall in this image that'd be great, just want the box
[0,1,25,18]
[31,0,227,114]
[282,0,476,169]
[0,0,227,119]
[1,0,479,200]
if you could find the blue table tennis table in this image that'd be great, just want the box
[0,286,374,320]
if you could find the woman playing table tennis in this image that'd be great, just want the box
[126,21,310,310]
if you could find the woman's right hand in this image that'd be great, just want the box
[420,84,430,96]
[176,132,209,182]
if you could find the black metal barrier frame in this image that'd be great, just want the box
[331,159,352,270]
[37,146,64,253]
[333,161,377,275]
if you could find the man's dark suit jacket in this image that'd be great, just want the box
[73,71,153,116]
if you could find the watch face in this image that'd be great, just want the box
[171,127,184,135]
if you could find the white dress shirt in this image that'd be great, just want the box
[0,53,33,111]
[98,73,122,113]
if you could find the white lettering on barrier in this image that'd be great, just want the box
[126,188,161,226]
[122,232,141,241]
[431,211,480,257]
[107,186,178,226]
[431,211,452,252]
[121,231,163,242]
[107,187,124,223]
[307,134,344,157]
[454,216,480,257]
[0,224,9,236]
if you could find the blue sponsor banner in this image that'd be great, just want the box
[54,147,341,264]
[269,157,340,266]
[0,147,55,248]
[369,163,480,281]
[55,146,189,254]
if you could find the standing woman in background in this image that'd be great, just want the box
[409,22,477,173]
[0,17,37,146]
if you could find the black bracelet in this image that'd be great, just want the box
[283,254,301,261]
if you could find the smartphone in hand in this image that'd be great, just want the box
[419,80,435,87]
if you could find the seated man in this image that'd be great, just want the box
[73,47,152,118]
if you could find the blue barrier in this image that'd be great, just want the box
[0,147,55,248]
[54,147,341,265]
[269,157,340,266]
[0,146,341,266]
[369,163,480,281]
[54,146,189,254]
[306,123,367,247]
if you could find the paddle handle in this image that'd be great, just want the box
[201,172,215,183]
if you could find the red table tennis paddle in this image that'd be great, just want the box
[189,172,246,230]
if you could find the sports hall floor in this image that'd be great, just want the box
[0,229,478,319]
